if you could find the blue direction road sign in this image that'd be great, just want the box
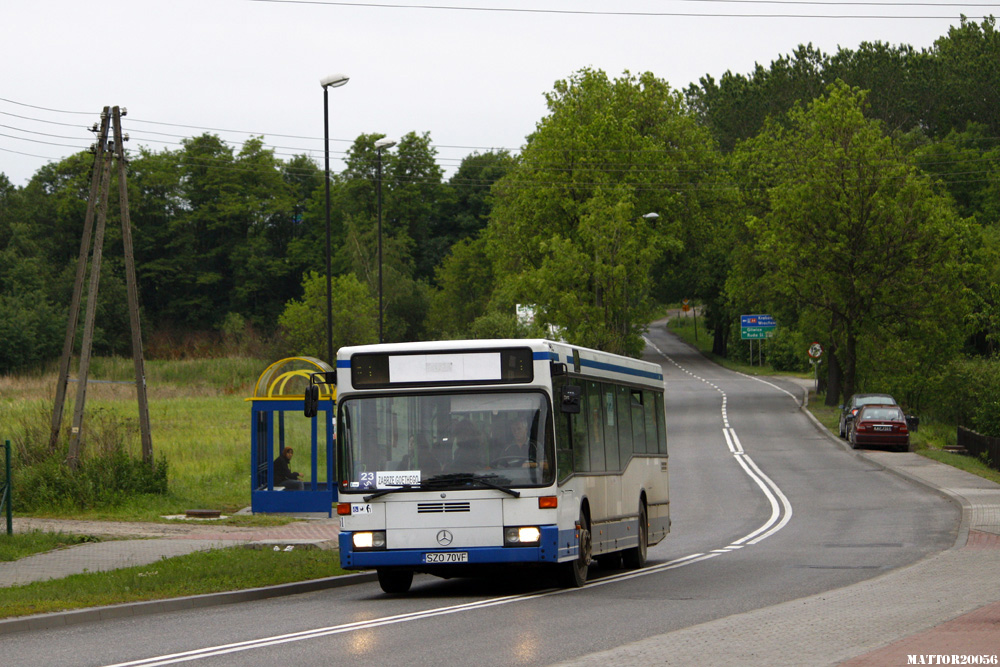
[741,314,776,328]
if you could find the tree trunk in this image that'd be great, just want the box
[842,330,857,403]
[825,349,842,406]
[712,316,729,357]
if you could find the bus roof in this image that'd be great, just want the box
[336,339,664,390]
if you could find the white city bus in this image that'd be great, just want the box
[333,339,669,593]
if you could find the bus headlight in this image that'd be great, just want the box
[505,526,541,546]
[352,531,386,550]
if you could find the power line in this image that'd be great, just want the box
[247,0,997,19]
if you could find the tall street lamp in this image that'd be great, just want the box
[320,73,350,365]
[374,137,396,344]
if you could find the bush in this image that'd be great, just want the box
[10,407,169,512]
[14,449,168,513]
[919,356,1000,437]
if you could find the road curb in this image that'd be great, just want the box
[0,570,378,636]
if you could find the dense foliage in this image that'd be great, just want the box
[3,18,1000,435]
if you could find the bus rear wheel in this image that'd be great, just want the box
[377,568,413,594]
[622,503,647,569]
[560,513,591,588]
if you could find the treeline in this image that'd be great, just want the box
[2,18,1000,435]
[0,130,514,365]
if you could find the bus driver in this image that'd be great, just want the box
[497,414,538,468]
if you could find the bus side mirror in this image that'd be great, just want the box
[304,384,319,418]
[560,385,582,414]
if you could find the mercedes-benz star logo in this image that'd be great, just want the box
[436,530,454,546]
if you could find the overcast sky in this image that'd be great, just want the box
[1,0,991,187]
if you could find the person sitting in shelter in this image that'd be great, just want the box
[274,447,305,490]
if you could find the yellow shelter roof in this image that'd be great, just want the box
[249,357,336,401]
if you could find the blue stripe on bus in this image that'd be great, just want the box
[567,359,663,380]
[541,350,662,382]
[339,526,564,568]
[577,358,664,382]
[337,360,351,369]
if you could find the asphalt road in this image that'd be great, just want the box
[3,325,959,666]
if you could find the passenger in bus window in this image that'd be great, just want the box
[274,447,305,490]
[451,420,483,471]
[415,435,447,473]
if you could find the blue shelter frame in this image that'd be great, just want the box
[248,357,337,515]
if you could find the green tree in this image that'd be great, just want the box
[926,17,1000,137]
[729,81,968,403]
[486,68,716,355]
[278,271,377,358]
[425,235,495,338]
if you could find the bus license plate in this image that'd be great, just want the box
[424,552,468,564]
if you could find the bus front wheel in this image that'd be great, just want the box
[560,513,591,588]
[377,568,413,594]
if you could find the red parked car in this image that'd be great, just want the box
[849,404,910,452]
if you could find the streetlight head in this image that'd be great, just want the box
[643,212,660,221]
[375,137,397,150]
[320,73,350,89]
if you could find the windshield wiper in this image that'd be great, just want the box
[361,474,522,501]
[423,474,521,498]
[362,484,417,501]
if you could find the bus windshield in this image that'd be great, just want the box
[339,390,554,491]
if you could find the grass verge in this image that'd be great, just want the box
[0,545,349,620]
[0,531,105,562]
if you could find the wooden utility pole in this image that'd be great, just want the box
[50,106,153,468]
[48,111,110,454]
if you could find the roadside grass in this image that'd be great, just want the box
[0,531,105,562]
[0,356,302,524]
[0,545,349,620]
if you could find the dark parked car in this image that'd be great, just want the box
[849,404,910,452]
[839,393,897,438]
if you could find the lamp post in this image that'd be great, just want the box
[320,73,349,365]
[374,137,396,343]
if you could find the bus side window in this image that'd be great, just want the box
[572,397,590,472]
[655,392,668,454]
[616,384,632,466]
[553,380,574,480]
[631,389,646,454]
[603,384,620,471]
[586,381,606,472]
[642,390,657,454]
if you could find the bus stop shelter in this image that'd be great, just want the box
[248,357,336,515]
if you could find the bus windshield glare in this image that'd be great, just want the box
[339,391,553,491]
